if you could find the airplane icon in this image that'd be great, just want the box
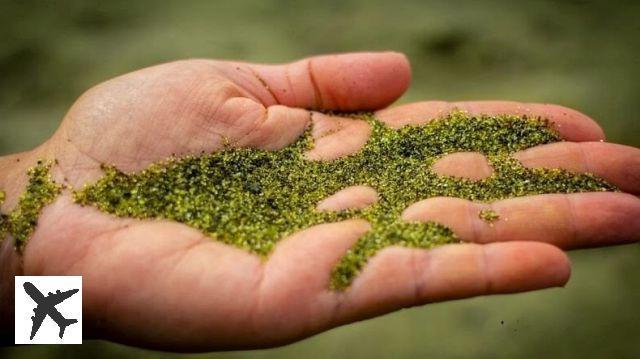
[23,281,79,340]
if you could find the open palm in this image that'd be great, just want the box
[3,52,638,351]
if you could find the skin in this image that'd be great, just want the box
[0,52,639,352]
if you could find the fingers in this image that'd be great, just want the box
[514,142,640,194]
[243,52,411,111]
[304,113,371,160]
[376,100,604,142]
[317,185,379,211]
[431,152,494,180]
[427,142,640,194]
[336,242,570,323]
[403,193,640,249]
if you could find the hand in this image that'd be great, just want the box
[0,52,638,351]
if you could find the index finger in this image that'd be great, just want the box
[377,100,605,142]
[334,242,570,324]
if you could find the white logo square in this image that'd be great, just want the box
[15,276,82,344]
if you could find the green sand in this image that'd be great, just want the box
[0,190,6,240]
[68,112,615,289]
[0,112,616,287]
[0,161,62,250]
[479,209,500,223]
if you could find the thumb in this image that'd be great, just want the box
[242,52,411,111]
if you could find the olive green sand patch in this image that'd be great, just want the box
[0,112,616,287]
[69,112,615,289]
[479,209,500,224]
[0,190,7,239]
[0,161,62,251]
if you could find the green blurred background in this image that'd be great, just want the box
[1,0,638,357]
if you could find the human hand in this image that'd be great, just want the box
[0,52,638,351]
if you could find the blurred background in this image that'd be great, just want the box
[0,0,638,357]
